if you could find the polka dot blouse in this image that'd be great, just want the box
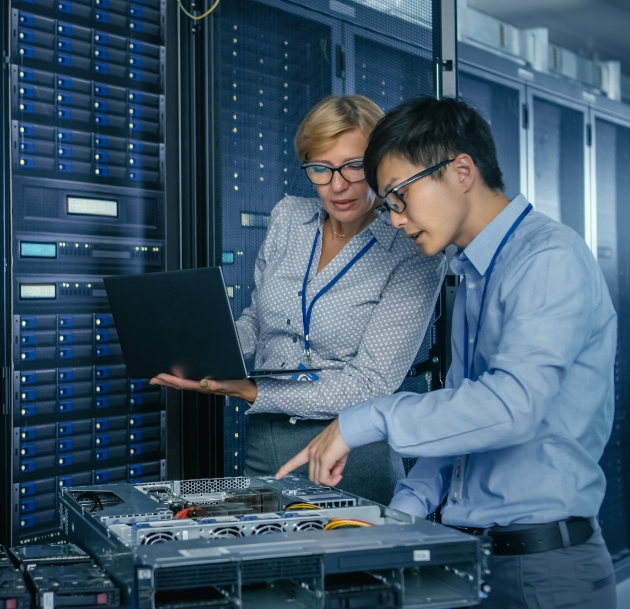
[236,196,447,419]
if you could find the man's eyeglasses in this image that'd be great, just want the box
[301,160,365,185]
[374,159,454,225]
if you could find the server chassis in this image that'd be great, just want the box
[59,475,489,609]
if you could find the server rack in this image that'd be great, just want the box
[459,39,630,578]
[181,0,453,477]
[1,0,457,543]
[590,109,630,573]
[1,0,173,546]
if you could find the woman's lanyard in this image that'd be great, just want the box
[301,227,377,365]
[463,203,533,380]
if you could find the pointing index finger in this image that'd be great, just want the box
[276,448,310,479]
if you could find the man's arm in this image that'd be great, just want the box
[278,239,609,483]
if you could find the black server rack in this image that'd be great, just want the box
[593,117,630,560]
[2,0,170,545]
[208,0,446,476]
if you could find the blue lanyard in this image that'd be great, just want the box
[302,228,377,364]
[463,204,533,380]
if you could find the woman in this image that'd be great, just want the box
[152,95,446,505]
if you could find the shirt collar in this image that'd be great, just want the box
[304,204,398,250]
[457,194,530,276]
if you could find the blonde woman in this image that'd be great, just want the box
[152,95,446,504]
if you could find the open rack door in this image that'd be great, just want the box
[177,0,457,478]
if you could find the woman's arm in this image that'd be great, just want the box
[150,197,293,398]
[250,250,447,418]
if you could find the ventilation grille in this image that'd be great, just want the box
[309,499,355,509]
[59,504,69,536]
[241,556,321,584]
[155,563,239,590]
[178,477,251,495]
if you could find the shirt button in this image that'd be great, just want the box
[298,290,302,296]
[469,337,475,344]
[468,282,475,289]
[292,337,297,343]
[286,319,291,325]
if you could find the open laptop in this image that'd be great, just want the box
[103,267,321,380]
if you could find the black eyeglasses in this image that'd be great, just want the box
[374,159,454,225]
[301,160,365,185]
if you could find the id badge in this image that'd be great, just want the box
[448,454,469,504]
[290,362,320,382]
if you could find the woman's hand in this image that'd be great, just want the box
[150,373,258,402]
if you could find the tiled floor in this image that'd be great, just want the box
[617,576,630,607]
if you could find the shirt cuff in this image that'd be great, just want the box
[245,378,283,415]
[389,488,428,518]
[338,400,387,449]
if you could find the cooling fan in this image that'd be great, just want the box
[140,531,178,545]
[208,526,245,539]
[251,523,284,535]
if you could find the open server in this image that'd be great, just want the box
[59,474,490,609]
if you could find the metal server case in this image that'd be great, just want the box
[2,0,171,545]
[59,475,488,609]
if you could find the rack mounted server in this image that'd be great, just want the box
[7,0,169,544]
[59,475,490,609]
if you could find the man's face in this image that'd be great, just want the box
[376,153,467,257]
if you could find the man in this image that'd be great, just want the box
[277,96,618,608]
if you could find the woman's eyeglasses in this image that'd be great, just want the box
[301,160,365,185]
[374,159,454,225]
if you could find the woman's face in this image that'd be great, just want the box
[309,129,376,225]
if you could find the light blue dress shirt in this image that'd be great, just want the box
[339,194,617,528]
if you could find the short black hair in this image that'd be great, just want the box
[364,96,505,194]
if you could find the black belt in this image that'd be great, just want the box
[454,516,596,556]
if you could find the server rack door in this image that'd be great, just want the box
[209,0,442,476]
[527,89,589,245]
[217,0,339,476]
[348,29,433,107]
[344,5,444,452]
[343,3,434,105]
[344,11,441,413]
[1,0,13,547]
[6,0,171,545]
[459,68,526,201]
[591,111,630,560]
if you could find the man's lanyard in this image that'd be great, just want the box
[450,203,532,506]
[301,227,377,364]
[463,203,533,381]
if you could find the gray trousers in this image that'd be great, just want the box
[244,413,405,506]
[480,527,617,609]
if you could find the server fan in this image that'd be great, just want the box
[251,523,284,535]
[209,526,244,539]
[141,531,177,544]
[294,520,325,532]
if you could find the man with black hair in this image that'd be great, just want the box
[277,96,618,608]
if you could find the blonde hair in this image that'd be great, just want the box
[294,95,384,162]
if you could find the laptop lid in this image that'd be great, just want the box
[104,267,249,380]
